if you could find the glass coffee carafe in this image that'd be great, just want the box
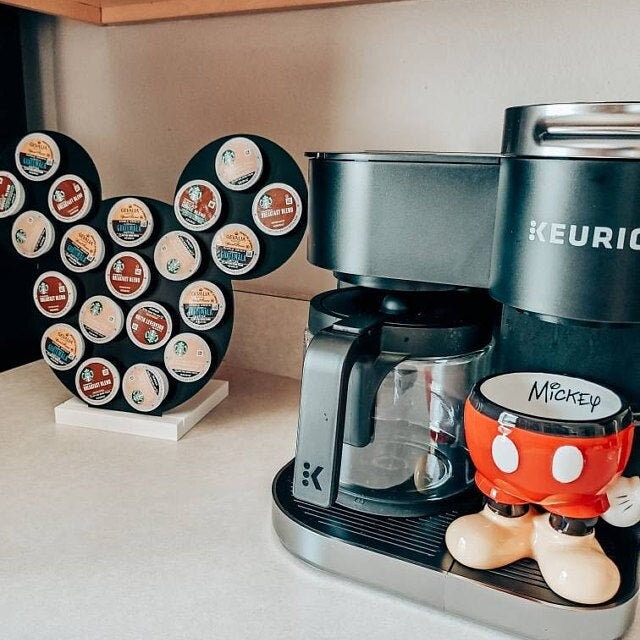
[296,286,495,517]
[339,350,492,515]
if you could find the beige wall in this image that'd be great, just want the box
[19,0,640,375]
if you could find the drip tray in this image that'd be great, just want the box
[272,460,639,640]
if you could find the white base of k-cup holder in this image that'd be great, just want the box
[54,378,229,441]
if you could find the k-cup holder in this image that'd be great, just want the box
[0,131,308,415]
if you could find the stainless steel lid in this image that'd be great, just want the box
[502,102,640,159]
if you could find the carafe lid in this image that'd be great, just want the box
[309,287,495,358]
[502,102,640,159]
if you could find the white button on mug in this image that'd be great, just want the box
[551,445,584,484]
[491,434,519,474]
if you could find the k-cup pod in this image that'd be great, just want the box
[0,171,25,218]
[164,333,212,383]
[60,224,105,272]
[41,323,85,371]
[78,295,124,344]
[126,301,173,350]
[153,230,202,281]
[48,174,93,222]
[251,183,302,236]
[75,357,120,406]
[105,251,151,301]
[12,210,55,258]
[15,132,61,182]
[174,179,222,231]
[214,137,263,191]
[122,363,170,412]
[179,280,226,331]
[33,271,77,319]
[107,197,154,248]
[211,223,260,276]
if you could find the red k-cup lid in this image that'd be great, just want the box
[33,271,77,318]
[75,357,121,406]
[48,174,93,222]
[0,171,25,218]
[105,251,151,301]
[251,183,302,236]
[174,179,222,231]
[126,301,173,350]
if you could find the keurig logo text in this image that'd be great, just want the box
[528,219,640,250]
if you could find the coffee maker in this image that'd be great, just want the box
[272,103,640,639]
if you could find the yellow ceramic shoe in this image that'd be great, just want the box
[445,504,535,570]
[531,513,620,605]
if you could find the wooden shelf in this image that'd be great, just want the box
[2,0,398,24]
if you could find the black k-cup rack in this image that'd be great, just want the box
[0,131,307,415]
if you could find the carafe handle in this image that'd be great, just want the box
[343,352,410,447]
[293,314,383,507]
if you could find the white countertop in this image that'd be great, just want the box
[1,361,638,640]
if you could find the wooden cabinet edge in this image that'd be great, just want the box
[2,0,102,23]
[2,0,399,25]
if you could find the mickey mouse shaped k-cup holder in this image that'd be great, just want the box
[0,131,307,416]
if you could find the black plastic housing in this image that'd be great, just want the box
[307,153,500,289]
[491,157,640,324]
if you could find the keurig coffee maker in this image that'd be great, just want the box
[272,103,640,639]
